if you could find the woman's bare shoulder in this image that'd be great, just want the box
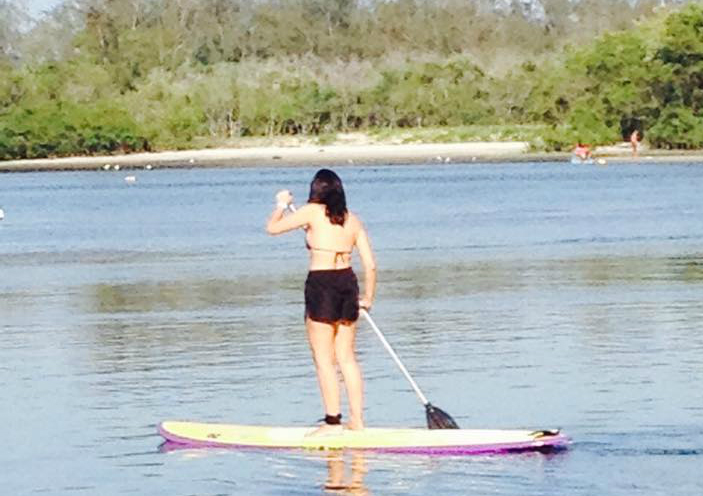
[305,203,325,217]
[347,211,365,230]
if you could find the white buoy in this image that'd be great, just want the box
[597,158,607,166]
[124,175,137,184]
[189,158,195,164]
[0,208,4,220]
[444,157,451,163]
[102,164,111,171]
[145,164,153,170]
[114,164,121,171]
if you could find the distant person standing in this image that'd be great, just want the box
[630,130,640,158]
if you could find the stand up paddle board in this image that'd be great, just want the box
[158,421,569,454]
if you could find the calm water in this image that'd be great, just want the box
[1,162,702,495]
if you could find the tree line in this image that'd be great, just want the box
[1,0,702,159]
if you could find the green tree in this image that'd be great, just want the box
[655,3,703,111]
[647,4,703,147]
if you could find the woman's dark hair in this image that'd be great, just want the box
[308,169,348,226]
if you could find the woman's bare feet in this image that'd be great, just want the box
[306,423,344,437]
[345,420,365,431]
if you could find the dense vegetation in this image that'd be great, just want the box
[1,0,702,159]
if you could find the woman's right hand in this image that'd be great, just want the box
[275,189,293,207]
[359,297,372,311]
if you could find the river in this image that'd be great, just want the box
[1,162,701,495]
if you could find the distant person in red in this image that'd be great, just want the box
[573,143,592,160]
[630,130,640,157]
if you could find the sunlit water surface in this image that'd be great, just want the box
[1,162,702,495]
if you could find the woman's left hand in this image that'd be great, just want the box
[358,297,372,311]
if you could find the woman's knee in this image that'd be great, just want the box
[314,353,337,371]
[335,347,358,369]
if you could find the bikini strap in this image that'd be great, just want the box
[305,242,352,256]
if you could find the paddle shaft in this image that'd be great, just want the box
[360,309,431,406]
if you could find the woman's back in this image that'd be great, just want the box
[305,203,360,270]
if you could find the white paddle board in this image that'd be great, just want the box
[159,421,569,454]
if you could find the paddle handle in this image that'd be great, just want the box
[360,309,430,406]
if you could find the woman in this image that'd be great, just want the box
[266,169,376,435]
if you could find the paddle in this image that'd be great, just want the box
[360,309,459,429]
[285,203,459,429]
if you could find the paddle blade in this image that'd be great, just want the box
[425,403,460,429]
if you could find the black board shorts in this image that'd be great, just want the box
[305,267,359,324]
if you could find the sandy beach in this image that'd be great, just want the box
[0,141,530,172]
[1,140,701,172]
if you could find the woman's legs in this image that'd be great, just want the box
[306,318,365,432]
[306,318,342,433]
[335,322,364,430]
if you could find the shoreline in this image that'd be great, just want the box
[1,141,702,172]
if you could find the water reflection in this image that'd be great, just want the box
[71,254,703,316]
[324,452,369,496]
[156,445,371,494]
[678,258,703,282]
[155,442,572,496]
[86,275,302,313]
[383,254,703,300]
[39,252,703,382]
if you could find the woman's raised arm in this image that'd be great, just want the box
[266,191,312,235]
